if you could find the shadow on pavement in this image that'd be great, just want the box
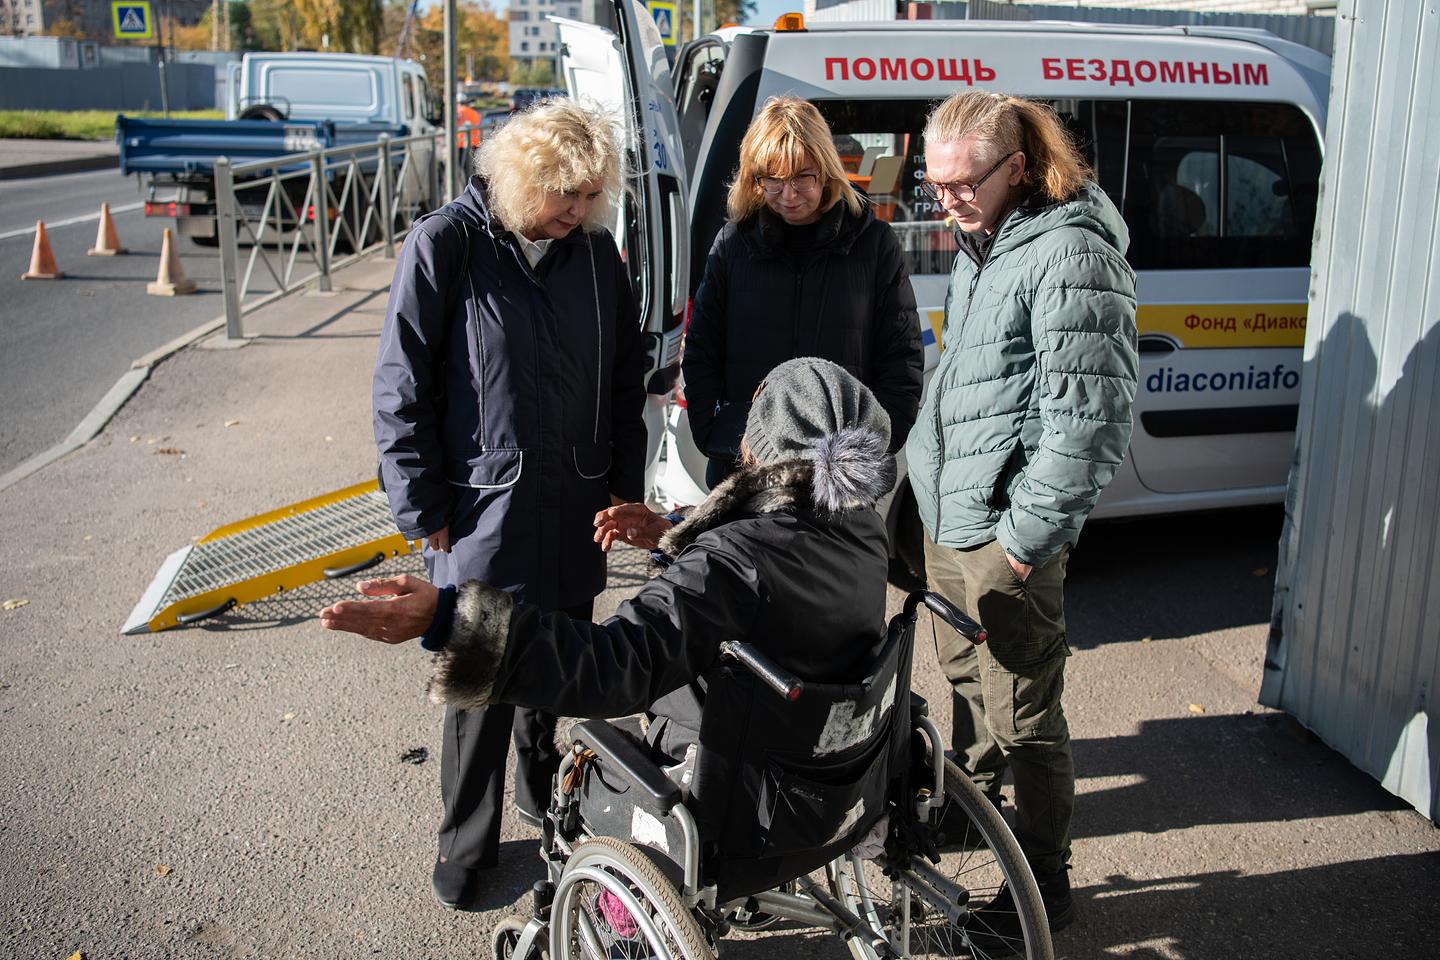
[458,839,543,913]
[1069,851,1440,959]
[1066,505,1284,647]
[1073,713,1414,841]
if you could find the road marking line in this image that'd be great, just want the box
[0,201,145,241]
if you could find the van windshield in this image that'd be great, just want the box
[811,98,1321,276]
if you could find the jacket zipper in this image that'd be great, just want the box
[931,210,1018,541]
[932,264,986,539]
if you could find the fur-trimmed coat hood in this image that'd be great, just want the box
[427,429,894,747]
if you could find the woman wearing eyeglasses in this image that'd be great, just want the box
[905,91,1138,950]
[682,95,923,489]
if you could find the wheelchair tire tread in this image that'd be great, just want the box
[559,836,711,960]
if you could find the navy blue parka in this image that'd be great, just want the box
[374,176,647,611]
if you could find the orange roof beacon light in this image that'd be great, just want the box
[773,12,806,30]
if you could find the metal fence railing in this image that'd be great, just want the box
[213,128,473,339]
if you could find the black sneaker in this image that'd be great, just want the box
[432,856,480,910]
[963,871,1075,956]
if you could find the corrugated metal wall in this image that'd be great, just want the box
[965,0,1334,55]
[1261,0,1440,821]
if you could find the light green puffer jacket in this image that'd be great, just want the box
[905,182,1138,566]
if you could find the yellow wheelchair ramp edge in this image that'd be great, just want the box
[121,480,419,635]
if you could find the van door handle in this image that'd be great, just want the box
[1138,334,1178,356]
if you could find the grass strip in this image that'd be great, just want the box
[0,109,225,141]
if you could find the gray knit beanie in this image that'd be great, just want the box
[744,357,891,465]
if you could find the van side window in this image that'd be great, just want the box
[1118,101,1320,270]
[402,74,416,121]
[814,97,1320,277]
[810,98,959,277]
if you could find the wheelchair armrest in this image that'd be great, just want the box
[572,719,684,816]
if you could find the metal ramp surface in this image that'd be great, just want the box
[123,479,416,634]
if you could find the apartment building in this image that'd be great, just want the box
[508,0,584,78]
[1,0,45,36]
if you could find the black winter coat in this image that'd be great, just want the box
[373,177,647,611]
[683,201,923,455]
[425,428,896,759]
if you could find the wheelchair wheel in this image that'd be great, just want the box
[552,836,711,960]
[495,915,548,960]
[829,757,1053,960]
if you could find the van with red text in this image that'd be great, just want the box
[561,7,1330,570]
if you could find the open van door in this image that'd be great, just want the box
[555,2,689,398]
[556,0,689,507]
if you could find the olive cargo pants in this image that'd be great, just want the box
[924,534,1074,876]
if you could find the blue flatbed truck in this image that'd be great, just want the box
[117,52,440,245]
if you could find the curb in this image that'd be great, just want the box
[0,153,119,182]
[0,313,226,494]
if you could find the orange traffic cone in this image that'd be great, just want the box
[147,227,196,296]
[87,202,128,256]
[20,220,64,280]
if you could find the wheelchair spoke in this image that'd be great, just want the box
[553,839,710,960]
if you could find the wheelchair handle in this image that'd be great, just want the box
[720,641,804,701]
[910,590,988,644]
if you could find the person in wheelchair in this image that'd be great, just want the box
[323,354,894,770]
[324,358,1053,959]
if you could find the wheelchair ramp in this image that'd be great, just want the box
[122,479,416,634]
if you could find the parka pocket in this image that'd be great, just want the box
[987,439,1025,509]
[445,449,524,489]
[572,442,612,480]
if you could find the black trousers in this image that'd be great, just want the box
[437,598,594,868]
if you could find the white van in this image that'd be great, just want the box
[559,6,1330,568]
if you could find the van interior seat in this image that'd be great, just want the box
[1152,183,1208,237]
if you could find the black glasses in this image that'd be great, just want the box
[757,172,820,196]
[920,151,1018,203]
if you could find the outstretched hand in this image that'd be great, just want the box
[318,574,440,644]
[593,502,674,552]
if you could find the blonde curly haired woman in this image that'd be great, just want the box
[682,95,922,489]
[373,98,647,909]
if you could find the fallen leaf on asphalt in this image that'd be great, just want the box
[155,864,171,877]
[65,952,83,960]
[1253,567,1269,577]
[1,599,29,611]
[224,419,241,427]
[129,436,139,443]
[399,747,429,765]
[153,447,184,456]
[83,535,93,542]
[282,712,296,722]
[1188,703,1206,715]
[1140,635,1152,643]
[324,435,334,442]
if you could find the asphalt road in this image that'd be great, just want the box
[0,169,238,475]
[0,259,1435,959]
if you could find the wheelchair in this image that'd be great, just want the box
[493,591,1054,960]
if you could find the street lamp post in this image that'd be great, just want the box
[443,0,458,200]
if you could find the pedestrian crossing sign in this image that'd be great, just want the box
[648,0,676,46]
[111,0,153,40]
